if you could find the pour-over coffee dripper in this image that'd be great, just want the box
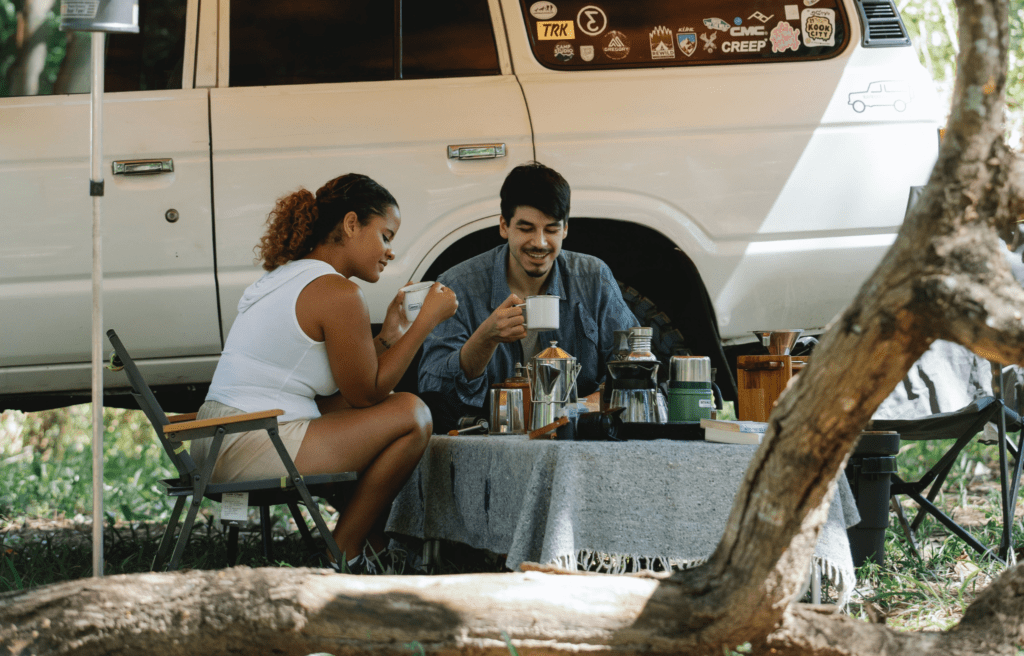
[751,330,804,356]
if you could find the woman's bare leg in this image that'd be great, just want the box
[294,392,431,561]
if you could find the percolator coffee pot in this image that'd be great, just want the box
[529,341,581,432]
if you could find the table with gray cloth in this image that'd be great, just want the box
[387,435,861,601]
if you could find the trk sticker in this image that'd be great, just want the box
[677,30,697,57]
[702,17,730,31]
[802,8,835,46]
[602,30,631,59]
[538,20,575,40]
[749,12,774,24]
[530,1,558,20]
[577,5,608,36]
[650,25,675,59]
[769,21,801,52]
[580,45,595,61]
[785,5,800,20]
[554,42,574,61]
[701,31,718,53]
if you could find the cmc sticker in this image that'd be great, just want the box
[677,29,697,57]
[530,1,557,20]
[801,8,835,47]
[703,17,730,31]
[730,25,765,37]
[602,30,630,59]
[770,21,801,52]
[576,5,608,36]
[538,20,575,40]
[701,31,718,53]
[650,26,675,59]
[554,42,574,61]
[580,44,595,61]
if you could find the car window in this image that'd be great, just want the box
[230,0,500,88]
[519,0,848,70]
[0,0,187,97]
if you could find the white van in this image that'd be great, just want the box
[0,0,939,410]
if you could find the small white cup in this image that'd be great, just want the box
[400,282,434,322]
[518,295,559,331]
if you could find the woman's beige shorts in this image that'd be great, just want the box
[189,400,310,484]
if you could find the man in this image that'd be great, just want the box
[418,162,638,430]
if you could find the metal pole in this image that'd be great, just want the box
[90,30,106,579]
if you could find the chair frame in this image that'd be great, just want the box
[106,329,357,571]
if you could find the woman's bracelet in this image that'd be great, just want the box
[378,335,392,350]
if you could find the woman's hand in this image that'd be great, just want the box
[417,282,459,328]
[378,288,411,346]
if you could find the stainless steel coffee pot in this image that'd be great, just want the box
[606,327,667,423]
[530,341,581,431]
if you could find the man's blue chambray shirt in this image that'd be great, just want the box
[417,244,639,412]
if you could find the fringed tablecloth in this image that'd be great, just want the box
[387,435,860,601]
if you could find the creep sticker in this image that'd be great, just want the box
[749,12,774,24]
[650,26,675,59]
[677,29,697,57]
[530,1,557,20]
[701,31,718,53]
[801,8,835,47]
[703,17,730,31]
[784,5,799,20]
[577,5,608,36]
[602,31,630,59]
[538,21,575,39]
[580,44,595,61]
[722,38,768,53]
[770,21,801,52]
[554,42,574,61]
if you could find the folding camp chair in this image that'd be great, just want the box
[867,392,1023,563]
[105,329,357,571]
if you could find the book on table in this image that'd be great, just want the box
[700,418,768,444]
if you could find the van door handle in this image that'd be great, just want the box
[112,159,174,175]
[447,144,506,160]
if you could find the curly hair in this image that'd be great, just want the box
[256,173,398,270]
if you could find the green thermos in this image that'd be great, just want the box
[667,356,715,422]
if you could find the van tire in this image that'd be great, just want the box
[617,282,689,374]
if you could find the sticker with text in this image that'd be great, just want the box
[722,38,768,53]
[554,42,574,61]
[801,8,835,46]
[770,21,801,52]
[730,24,766,37]
[784,4,800,20]
[602,30,630,59]
[581,44,595,61]
[538,20,575,40]
[577,5,608,36]
[702,17,730,31]
[677,29,697,57]
[650,25,675,59]
[701,31,718,52]
[530,1,558,20]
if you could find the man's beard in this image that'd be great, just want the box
[522,250,552,277]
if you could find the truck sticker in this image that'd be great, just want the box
[577,6,608,36]
[848,80,911,112]
[801,8,835,47]
[538,21,575,40]
[770,21,801,52]
[602,30,630,59]
[677,30,697,57]
[749,12,775,24]
[580,44,595,61]
[530,2,558,20]
[650,26,676,59]
[701,31,718,52]
[785,5,800,20]
[554,42,574,62]
[702,17,730,32]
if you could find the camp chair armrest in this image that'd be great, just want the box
[167,413,198,423]
[163,409,285,442]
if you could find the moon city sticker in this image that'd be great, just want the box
[801,8,835,47]
[602,30,630,59]
[770,21,801,52]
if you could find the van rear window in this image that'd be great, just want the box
[520,0,848,69]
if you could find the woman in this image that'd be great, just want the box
[192,173,458,570]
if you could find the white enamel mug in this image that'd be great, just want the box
[400,282,434,322]
[518,295,559,331]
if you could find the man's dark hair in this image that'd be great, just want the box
[499,162,571,224]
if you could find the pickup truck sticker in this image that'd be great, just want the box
[677,30,697,57]
[530,2,558,20]
[701,32,718,53]
[650,26,675,59]
[554,42,575,61]
[602,30,630,59]
[802,8,835,47]
[539,21,575,39]
[770,21,801,53]
[848,80,911,112]
[577,6,608,36]
[703,17,730,31]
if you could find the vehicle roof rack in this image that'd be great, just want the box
[855,0,912,48]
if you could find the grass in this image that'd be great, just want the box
[1,403,1022,635]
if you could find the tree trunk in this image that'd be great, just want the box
[2,0,1023,653]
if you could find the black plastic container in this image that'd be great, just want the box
[844,431,900,568]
